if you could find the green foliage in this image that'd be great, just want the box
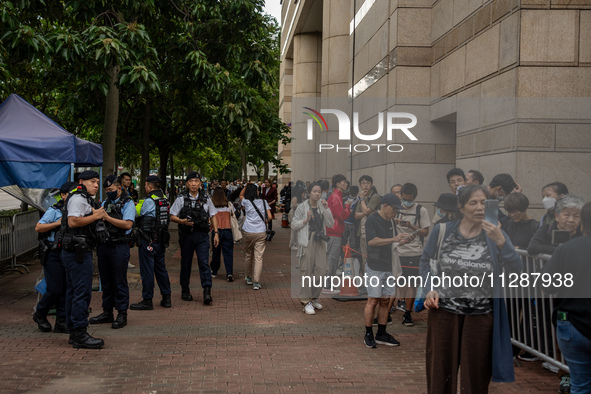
[0,0,290,183]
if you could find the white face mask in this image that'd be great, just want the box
[543,197,556,210]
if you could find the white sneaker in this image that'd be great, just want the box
[303,302,316,315]
[311,299,323,310]
[542,361,559,374]
[127,262,135,268]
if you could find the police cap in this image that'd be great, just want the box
[146,175,162,183]
[103,174,117,188]
[78,170,100,180]
[59,181,75,194]
[186,172,201,182]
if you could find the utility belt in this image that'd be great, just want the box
[179,225,210,235]
[137,228,170,248]
[99,236,132,246]
[59,233,92,263]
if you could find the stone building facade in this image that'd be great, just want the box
[279,0,591,216]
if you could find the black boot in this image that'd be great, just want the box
[160,294,172,308]
[111,311,127,329]
[72,327,104,349]
[130,299,153,310]
[68,332,74,344]
[33,312,52,332]
[89,310,114,324]
[203,286,212,305]
[181,287,193,301]
[54,318,69,334]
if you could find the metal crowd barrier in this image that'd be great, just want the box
[1,211,39,274]
[0,216,13,263]
[504,250,569,373]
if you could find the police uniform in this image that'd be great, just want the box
[170,172,218,304]
[89,175,135,329]
[131,175,172,310]
[60,170,104,349]
[33,181,74,334]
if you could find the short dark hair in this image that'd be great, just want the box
[468,170,484,185]
[489,173,516,195]
[120,172,132,179]
[349,185,359,196]
[318,180,330,191]
[401,183,418,199]
[359,175,373,184]
[504,192,529,213]
[581,202,591,235]
[244,183,259,200]
[147,181,160,190]
[331,174,346,189]
[458,185,490,208]
[446,168,466,183]
[542,182,569,196]
[307,181,321,194]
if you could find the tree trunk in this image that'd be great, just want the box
[158,146,169,194]
[169,152,175,202]
[140,101,152,197]
[239,148,247,181]
[263,160,269,181]
[102,65,120,180]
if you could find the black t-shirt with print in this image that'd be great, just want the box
[437,227,494,315]
[308,207,324,236]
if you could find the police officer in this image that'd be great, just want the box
[131,175,172,310]
[33,181,74,334]
[61,170,106,349]
[88,175,135,329]
[170,172,219,304]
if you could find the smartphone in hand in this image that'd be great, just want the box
[484,200,499,224]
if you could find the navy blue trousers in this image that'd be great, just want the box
[210,228,234,276]
[97,242,130,312]
[179,231,211,288]
[36,250,66,319]
[138,238,171,299]
[61,249,93,329]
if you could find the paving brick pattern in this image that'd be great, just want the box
[0,222,560,393]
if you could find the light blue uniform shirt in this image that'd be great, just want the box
[103,197,136,235]
[140,197,156,218]
[38,206,62,242]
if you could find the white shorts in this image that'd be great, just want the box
[365,264,396,298]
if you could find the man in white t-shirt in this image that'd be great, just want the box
[170,172,219,305]
[394,182,430,327]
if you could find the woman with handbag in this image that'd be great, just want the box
[239,183,272,290]
[291,182,334,314]
[210,187,238,282]
[419,185,522,393]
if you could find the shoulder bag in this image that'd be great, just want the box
[228,202,243,242]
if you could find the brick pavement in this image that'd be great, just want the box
[0,220,560,393]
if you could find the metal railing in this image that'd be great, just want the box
[1,211,39,274]
[504,250,568,373]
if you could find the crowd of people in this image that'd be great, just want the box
[32,171,277,350]
[288,169,590,394]
[30,166,590,393]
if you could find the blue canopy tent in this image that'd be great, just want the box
[0,94,103,211]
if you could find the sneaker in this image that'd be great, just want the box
[211,272,217,278]
[127,262,135,268]
[364,332,377,348]
[245,277,253,285]
[252,282,261,290]
[559,375,571,394]
[518,352,540,362]
[542,361,559,374]
[303,302,316,315]
[402,311,414,326]
[396,299,406,312]
[310,299,323,310]
[226,275,234,282]
[372,314,393,326]
[375,332,401,347]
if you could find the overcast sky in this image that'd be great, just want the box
[264,0,282,25]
